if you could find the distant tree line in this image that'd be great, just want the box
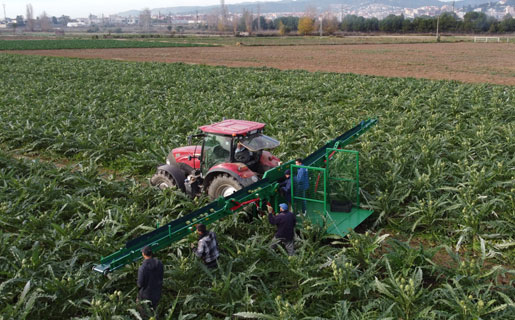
[232,12,515,34]
[12,14,72,28]
[340,12,515,33]
[230,15,300,33]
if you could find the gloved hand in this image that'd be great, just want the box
[266,205,273,214]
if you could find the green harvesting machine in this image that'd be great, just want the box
[93,119,377,275]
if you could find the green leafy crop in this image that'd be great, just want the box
[0,39,214,50]
[0,53,513,319]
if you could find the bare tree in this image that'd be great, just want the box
[26,4,34,31]
[206,8,218,30]
[232,14,238,34]
[323,14,339,35]
[219,0,227,31]
[40,11,52,31]
[139,8,151,32]
[217,18,225,32]
[243,9,253,35]
[278,20,287,36]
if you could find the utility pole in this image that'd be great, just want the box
[3,4,6,21]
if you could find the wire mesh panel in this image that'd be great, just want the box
[290,165,326,215]
[326,149,359,207]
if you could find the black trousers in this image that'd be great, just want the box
[205,259,218,269]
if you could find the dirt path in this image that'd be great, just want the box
[8,42,515,85]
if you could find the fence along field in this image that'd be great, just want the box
[0,53,513,318]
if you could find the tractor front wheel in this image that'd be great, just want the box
[208,174,242,200]
[150,171,177,190]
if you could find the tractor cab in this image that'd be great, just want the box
[151,120,281,199]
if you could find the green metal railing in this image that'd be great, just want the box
[326,149,360,206]
[291,147,371,236]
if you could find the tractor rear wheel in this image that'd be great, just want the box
[208,174,242,200]
[150,171,177,190]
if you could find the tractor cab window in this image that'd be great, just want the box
[202,134,232,172]
[239,134,280,152]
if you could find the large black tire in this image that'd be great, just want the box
[150,171,178,190]
[207,174,242,200]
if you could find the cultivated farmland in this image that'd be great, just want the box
[0,53,514,319]
[9,41,515,85]
[0,39,215,50]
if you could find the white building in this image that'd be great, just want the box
[67,21,87,27]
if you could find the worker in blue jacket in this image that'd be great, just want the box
[295,158,309,214]
[267,203,296,255]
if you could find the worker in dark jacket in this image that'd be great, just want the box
[234,141,252,163]
[267,203,296,255]
[137,246,164,311]
[279,169,292,205]
[192,224,219,268]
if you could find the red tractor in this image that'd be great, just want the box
[150,119,281,199]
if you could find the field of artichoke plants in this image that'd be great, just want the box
[0,53,513,319]
[0,39,213,50]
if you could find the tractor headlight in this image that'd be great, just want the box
[251,175,258,182]
[166,159,170,165]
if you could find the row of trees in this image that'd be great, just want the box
[223,11,515,35]
[13,4,72,32]
[22,4,51,32]
[341,12,515,34]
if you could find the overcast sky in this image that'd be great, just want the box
[3,1,276,19]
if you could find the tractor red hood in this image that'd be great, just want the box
[172,146,201,168]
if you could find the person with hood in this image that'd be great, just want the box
[279,169,292,205]
[192,223,219,268]
[137,246,164,312]
[267,203,296,256]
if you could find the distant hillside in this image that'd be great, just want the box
[117,0,503,17]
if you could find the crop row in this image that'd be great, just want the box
[0,39,214,50]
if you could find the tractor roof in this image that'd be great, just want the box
[199,119,265,136]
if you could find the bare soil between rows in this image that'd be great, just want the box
[8,42,515,85]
